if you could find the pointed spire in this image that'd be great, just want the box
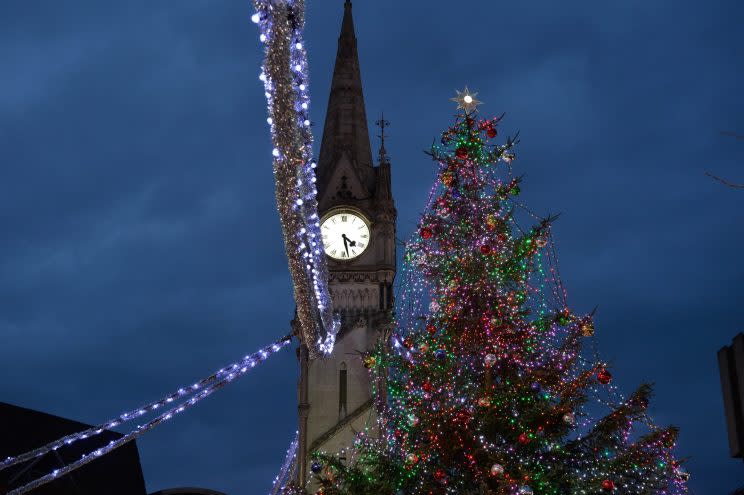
[317,0,374,192]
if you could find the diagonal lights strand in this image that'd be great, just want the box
[3,336,292,495]
[269,431,299,495]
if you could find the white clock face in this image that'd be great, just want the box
[321,211,371,260]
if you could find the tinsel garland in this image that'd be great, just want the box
[252,0,339,357]
[4,336,292,495]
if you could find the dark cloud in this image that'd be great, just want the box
[1,0,743,493]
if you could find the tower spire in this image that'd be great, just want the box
[317,0,374,192]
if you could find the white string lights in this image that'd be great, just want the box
[252,0,340,357]
[269,431,299,495]
[3,336,292,495]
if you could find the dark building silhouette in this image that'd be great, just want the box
[0,401,147,495]
[149,489,226,495]
[718,333,744,460]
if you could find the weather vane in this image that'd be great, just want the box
[451,86,482,113]
[376,113,390,162]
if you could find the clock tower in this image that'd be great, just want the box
[294,0,396,485]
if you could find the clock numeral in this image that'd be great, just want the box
[331,249,337,256]
[352,217,357,223]
[341,215,347,222]
[358,243,365,248]
[323,225,330,230]
[361,234,368,239]
[351,250,357,256]
[358,226,364,230]
[341,252,347,258]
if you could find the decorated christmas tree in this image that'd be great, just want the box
[308,90,689,495]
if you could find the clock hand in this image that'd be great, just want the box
[342,234,349,256]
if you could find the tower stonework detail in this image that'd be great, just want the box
[295,0,396,485]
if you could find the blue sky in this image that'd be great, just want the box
[1,1,743,493]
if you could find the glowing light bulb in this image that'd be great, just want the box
[251,13,260,23]
[464,95,473,104]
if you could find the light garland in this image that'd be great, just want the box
[269,432,299,495]
[251,0,340,357]
[4,336,292,495]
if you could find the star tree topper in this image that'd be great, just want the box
[451,86,482,112]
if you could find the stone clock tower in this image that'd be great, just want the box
[295,0,396,485]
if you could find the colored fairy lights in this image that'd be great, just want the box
[309,94,688,495]
[252,0,340,357]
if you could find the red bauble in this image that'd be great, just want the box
[420,227,433,240]
[422,381,433,392]
[487,126,497,139]
[434,469,448,484]
[597,368,613,385]
[426,324,437,335]
[455,146,468,159]
[518,433,530,445]
[602,479,615,491]
[480,244,492,255]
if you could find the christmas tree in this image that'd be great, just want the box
[309,90,689,495]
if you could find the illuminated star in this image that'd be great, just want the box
[451,86,482,112]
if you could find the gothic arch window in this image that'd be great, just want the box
[339,362,348,419]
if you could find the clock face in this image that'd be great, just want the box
[321,210,371,260]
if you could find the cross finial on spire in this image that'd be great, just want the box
[376,114,390,163]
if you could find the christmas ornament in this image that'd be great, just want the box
[580,317,595,337]
[456,146,469,159]
[562,412,576,426]
[518,486,533,495]
[477,397,491,407]
[406,453,419,465]
[518,433,530,445]
[429,300,440,313]
[535,237,547,248]
[407,413,419,427]
[435,349,447,360]
[489,463,504,476]
[674,467,690,481]
[602,479,615,491]
[597,368,613,385]
[422,381,433,393]
[426,324,437,335]
[480,244,492,255]
[530,382,541,392]
[311,462,322,474]
[441,171,455,187]
[484,353,498,367]
[420,227,433,240]
[434,469,448,484]
[487,126,497,139]
[363,355,377,369]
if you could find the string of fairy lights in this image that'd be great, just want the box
[269,432,300,495]
[4,336,292,495]
[307,98,689,495]
[251,0,340,358]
